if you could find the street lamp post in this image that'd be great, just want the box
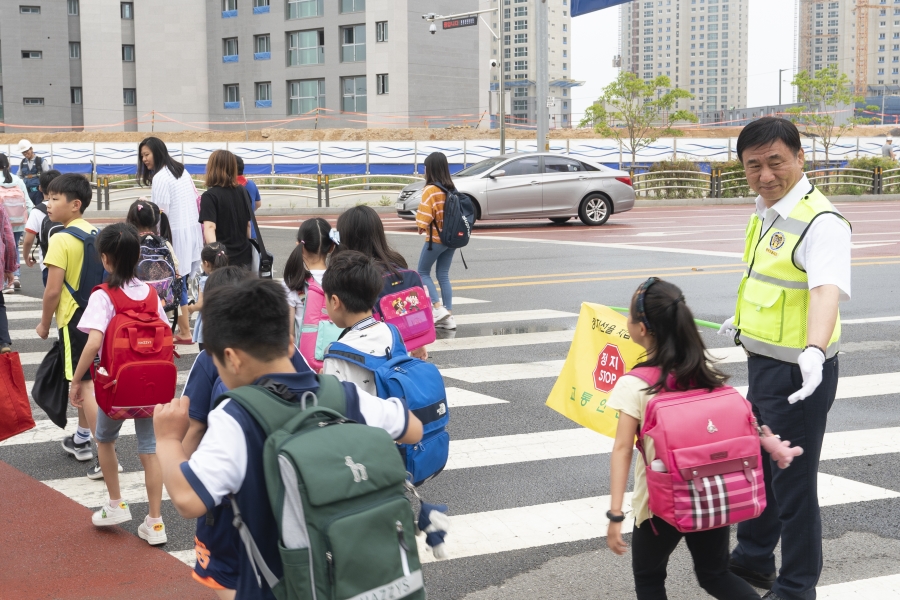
[536,0,549,153]
[778,68,790,106]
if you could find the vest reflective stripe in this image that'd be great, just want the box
[734,187,847,363]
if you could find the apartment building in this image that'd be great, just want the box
[0,0,490,132]
[490,0,580,128]
[617,0,749,116]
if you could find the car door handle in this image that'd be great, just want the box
[530,180,540,185]
[578,175,587,180]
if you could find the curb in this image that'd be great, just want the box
[634,194,899,208]
[87,205,398,219]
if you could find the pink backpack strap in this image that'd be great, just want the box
[627,366,661,386]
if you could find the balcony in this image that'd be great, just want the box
[222,9,237,18]
[255,100,272,108]
[254,52,271,60]
[223,54,239,63]
[224,101,240,109]
[253,5,270,14]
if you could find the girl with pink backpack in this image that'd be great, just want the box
[606,278,801,600]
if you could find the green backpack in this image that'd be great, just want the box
[220,375,426,600]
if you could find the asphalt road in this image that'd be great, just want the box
[2,201,898,599]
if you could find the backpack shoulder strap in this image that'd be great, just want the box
[215,385,303,437]
[323,341,372,370]
[314,374,347,415]
[387,323,408,358]
[35,203,48,215]
[627,366,661,387]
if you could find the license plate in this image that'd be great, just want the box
[396,202,405,210]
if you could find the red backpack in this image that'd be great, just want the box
[92,284,177,420]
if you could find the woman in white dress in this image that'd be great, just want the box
[138,137,203,343]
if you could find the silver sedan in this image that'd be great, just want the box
[396,152,635,226]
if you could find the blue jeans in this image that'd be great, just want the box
[417,242,455,310]
[13,231,22,279]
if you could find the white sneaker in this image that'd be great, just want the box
[435,315,456,330]
[92,500,132,527]
[138,518,168,545]
[432,305,450,323]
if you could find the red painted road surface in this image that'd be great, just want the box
[256,201,900,260]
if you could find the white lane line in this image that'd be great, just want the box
[818,573,900,598]
[707,346,747,364]
[441,360,566,383]
[820,428,900,461]
[42,471,172,507]
[17,345,200,365]
[2,295,43,304]
[452,310,578,325]
[451,297,490,305]
[430,330,574,352]
[735,372,900,401]
[419,474,900,563]
[445,428,612,470]
[167,550,196,568]
[23,370,190,398]
[844,316,900,325]
[446,387,508,408]
[5,310,46,320]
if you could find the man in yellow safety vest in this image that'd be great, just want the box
[719,117,851,600]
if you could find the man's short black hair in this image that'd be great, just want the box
[39,169,61,193]
[322,250,383,313]
[46,173,92,211]
[736,117,802,162]
[203,278,291,363]
[235,155,245,176]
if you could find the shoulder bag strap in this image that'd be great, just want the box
[215,385,301,437]
[229,497,280,590]
[242,186,267,258]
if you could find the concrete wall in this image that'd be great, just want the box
[80,0,124,130]
[0,2,74,130]
[134,0,209,132]
[367,0,410,128]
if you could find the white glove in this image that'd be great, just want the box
[718,316,738,341]
[787,347,826,404]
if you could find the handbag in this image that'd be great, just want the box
[0,352,34,442]
[242,186,273,279]
[31,342,69,429]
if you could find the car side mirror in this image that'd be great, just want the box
[490,169,506,179]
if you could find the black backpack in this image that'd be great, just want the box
[429,183,476,251]
[60,226,106,309]
[33,203,64,257]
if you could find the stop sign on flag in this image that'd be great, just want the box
[593,344,626,392]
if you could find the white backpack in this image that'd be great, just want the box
[0,186,28,227]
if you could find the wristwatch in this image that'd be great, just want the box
[606,510,626,523]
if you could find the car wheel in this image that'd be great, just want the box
[549,217,571,224]
[578,194,611,226]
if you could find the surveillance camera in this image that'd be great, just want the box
[429,23,437,34]
[489,59,499,69]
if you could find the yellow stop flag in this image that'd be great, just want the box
[545,302,646,439]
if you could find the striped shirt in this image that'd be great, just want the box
[416,185,446,243]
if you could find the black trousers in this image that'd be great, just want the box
[632,517,760,600]
[0,291,10,346]
[732,354,839,600]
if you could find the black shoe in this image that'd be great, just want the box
[762,592,786,600]
[730,558,776,590]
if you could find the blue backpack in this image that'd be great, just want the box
[324,324,450,486]
[60,226,107,309]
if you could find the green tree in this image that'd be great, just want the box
[787,65,870,163]
[582,72,697,166]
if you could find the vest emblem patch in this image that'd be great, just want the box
[769,231,785,251]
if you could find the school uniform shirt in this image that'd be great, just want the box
[321,320,395,396]
[606,375,657,527]
[43,218,96,328]
[24,207,46,271]
[182,371,410,600]
[77,279,168,357]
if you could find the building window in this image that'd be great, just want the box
[515,60,527,71]
[223,0,237,12]
[68,0,79,15]
[376,21,388,42]
[562,24,567,31]
[69,42,80,59]
[71,88,82,104]
[122,45,135,62]
[515,20,528,30]
[21,51,42,59]
[23,97,44,106]
[19,6,40,14]
[515,46,527,57]
[289,79,325,115]
[563,62,567,70]
[515,6,527,16]
[253,0,270,14]
[224,84,240,108]
[123,89,136,105]
[223,38,238,62]
[504,48,510,59]
[376,73,389,94]
[514,33,528,44]
[563,36,567,44]
[513,100,528,111]
[255,35,271,56]
[121,2,133,19]
[514,87,528,97]
[341,25,366,62]
[288,0,322,19]
[340,0,365,13]
[288,30,324,65]
[255,82,272,107]
[342,76,367,113]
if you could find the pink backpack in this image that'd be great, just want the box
[0,187,28,227]
[297,278,342,371]
[630,367,766,533]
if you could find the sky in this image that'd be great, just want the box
[570,0,796,123]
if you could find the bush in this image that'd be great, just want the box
[639,160,707,199]
[710,160,752,198]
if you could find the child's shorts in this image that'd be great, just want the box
[61,312,91,382]
[193,499,240,590]
[95,412,156,454]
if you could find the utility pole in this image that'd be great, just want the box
[779,68,790,105]
[883,85,887,125]
[536,0,549,152]
[499,2,506,155]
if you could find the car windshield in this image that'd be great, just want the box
[454,156,509,178]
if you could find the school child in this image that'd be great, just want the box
[23,169,61,287]
[68,223,170,542]
[606,278,797,600]
[153,278,424,600]
[189,242,228,351]
[126,199,179,270]
[38,174,103,466]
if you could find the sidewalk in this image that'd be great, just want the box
[0,460,216,600]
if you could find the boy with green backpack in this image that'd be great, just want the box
[154,278,425,600]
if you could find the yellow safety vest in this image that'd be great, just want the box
[734,186,849,363]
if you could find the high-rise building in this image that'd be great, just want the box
[617,0,749,117]
[490,0,581,128]
[0,0,490,132]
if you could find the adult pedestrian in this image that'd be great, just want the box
[882,137,895,161]
[198,150,252,269]
[720,117,850,600]
[0,153,33,292]
[139,137,203,342]
[416,152,456,330]
[18,139,49,204]
[0,162,22,348]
